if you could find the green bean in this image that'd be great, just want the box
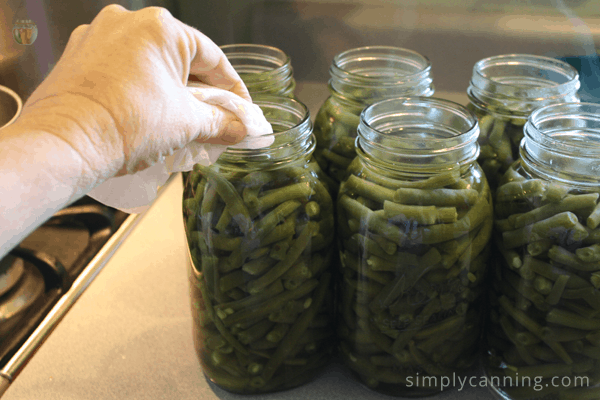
[343,174,395,204]
[502,212,581,249]
[237,320,276,345]
[407,188,491,244]
[269,237,292,261]
[415,315,465,353]
[391,298,442,355]
[223,279,319,327]
[269,300,307,324]
[546,275,570,306]
[340,195,408,244]
[383,201,457,225]
[498,295,572,364]
[219,270,246,293]
[588,202,600,229]
[541,326,589,342]
[547,308,600,331]
[194,164,252,234]
[496,179,547,202]
[499,314,538,365]
[247,222,319,294]
[525,256,590,289]
[548,245,600,272]
[487,118,511,164]
[261,273,331,382]
[240,256,276,276]
[394,188,479,208]
[512,193,599,229]
[320,148,353,168]
[577,244,600,263]
[393,169,462,189]
[254,182,315,215]
[562,287,600,311]
[251,200,301,241]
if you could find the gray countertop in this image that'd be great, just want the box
[3,85,495,400]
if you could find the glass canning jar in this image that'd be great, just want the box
[336,97,493,396]
[220,44,296,97]
[313,46,434,194]
[466,54,580,190]
[486,102,600,400]
[182,95,335,394]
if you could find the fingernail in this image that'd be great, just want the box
[220,120,246,144]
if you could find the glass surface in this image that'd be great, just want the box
[313,46,434,194]
[466,54,580,190]
[336,97,492,396]
[182,96,335,394]
[221,44,296,98]
[485,102,600,400]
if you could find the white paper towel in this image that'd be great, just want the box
[86,84,274,214]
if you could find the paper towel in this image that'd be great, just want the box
[86,84,274,214]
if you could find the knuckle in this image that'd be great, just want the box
[70,24,88,37]
[139,6,173,23]
[100,4,127,15]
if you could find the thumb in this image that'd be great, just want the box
[181,86,249,146]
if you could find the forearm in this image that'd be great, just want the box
[0,123,91,259]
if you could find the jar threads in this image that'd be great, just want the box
[313,46,434,192]
[220,44,296,97]
[466,54,580,189]
[486,102,600,400]
[337,97,492,396]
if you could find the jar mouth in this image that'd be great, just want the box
[521,102,600,186]
[358,97,480,175]
[220,44,291,76]
[468,54,580,115]
[219,95,314,165]
[329,46,434,102]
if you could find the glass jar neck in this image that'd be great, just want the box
[520,102,600,188]
[357,97,480,179]
[221,44,295,96]
[328,46,434,106]
[467,54,580,119]
[217,95,314,170]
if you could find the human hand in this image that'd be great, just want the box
[18,4,252,186]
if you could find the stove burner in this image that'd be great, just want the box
[0,256,24,298]
[0,197,129,373]
[0,257,45,338]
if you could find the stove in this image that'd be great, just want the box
[0,194,146,396]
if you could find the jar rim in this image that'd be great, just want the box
[521,102,600,186]
[218,95,313,164]
[220,44,291,75]
[360,97,479,147]
[527,102,600,156]
[357,97,480,174]
[470,54,580,100]
[331,46,433,84]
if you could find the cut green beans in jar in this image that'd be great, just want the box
[466,54,579,190]
[313,46,434,194]
[485,103,600,400]
[219,44,296,98]
[182,96,335,394]
[337,97,492,396]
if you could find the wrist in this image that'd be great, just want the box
[16,91,126,187]
[0,121,93,258]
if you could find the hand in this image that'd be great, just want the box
[18,4,251,184]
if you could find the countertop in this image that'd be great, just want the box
[2,85,495,400]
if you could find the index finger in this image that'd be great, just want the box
[179,22,251,102]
